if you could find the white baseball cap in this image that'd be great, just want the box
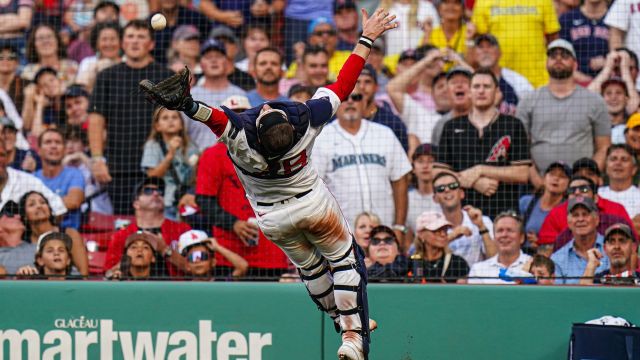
[178,230,210,255]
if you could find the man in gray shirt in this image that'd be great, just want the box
[184,39,246,151]
[516,39,611,189]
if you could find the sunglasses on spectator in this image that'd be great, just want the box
[312,30,336,37]
[434,182,460,193]
[187,250,211,263]
[370,237,395,246]
[348,93,363,102]
[141,186,163,196]
[0,203,19,218]
[567,185,591,196]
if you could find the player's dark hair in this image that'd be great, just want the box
[90,22,121,52]
[261,123,294,157]
[123,19,152,39]
[471,67,499,87]
[302,45,329,64]
[254,47,283,67]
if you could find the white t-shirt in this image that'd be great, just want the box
[598,185,640,218]
[407,188,440,233]
[0,167,67,216]
[384,0,440,55]
[501,68,534,99]
[402,94,441,144]
[313,120,412,226]
[467,251,532,285]
[449,211,494,267]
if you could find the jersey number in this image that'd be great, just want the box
[274,150,308,175]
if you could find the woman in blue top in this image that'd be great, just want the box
[519,162,571,254]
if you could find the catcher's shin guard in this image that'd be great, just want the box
[298,257,340,331]
[330,240,370,358]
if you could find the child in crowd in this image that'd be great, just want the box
[107,232,161,280]
[16,232,74,280]
[528,255,555,285]
[178,230,248,280]
[141,107,199,220]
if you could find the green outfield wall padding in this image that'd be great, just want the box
[0,281,638,360]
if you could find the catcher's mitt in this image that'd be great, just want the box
[139,66,193,111]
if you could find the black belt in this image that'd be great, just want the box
[256,189,312,206]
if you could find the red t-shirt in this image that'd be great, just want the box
[538,197,635,245]
[196,143,288,269]
[103,219,192,275]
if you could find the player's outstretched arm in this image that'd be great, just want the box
[139,67,230,137]
[325,8,398,101]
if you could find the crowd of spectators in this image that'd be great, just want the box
[0,0,639,286]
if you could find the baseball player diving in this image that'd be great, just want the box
[139,8,397,360]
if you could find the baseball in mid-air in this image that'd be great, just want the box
[150,13,166,31]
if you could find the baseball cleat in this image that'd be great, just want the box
[337,331,364,360]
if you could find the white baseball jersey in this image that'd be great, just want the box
[217,87,341,205]
[313,120,412,226]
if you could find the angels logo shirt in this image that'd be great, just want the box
[435,114,530,219]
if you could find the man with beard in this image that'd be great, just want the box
[517,40,611,189]
[35,129,85,230]
[435,68,530,219]
[246,47,288,107]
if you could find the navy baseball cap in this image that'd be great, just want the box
[572,157,600,177]
[360,64,378,84]
[446,66,472,80]
[200,39,226,56]
[334,0,356,12]
[135,176,165,199]
[64,84,90,100]
[545,161,571,178]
